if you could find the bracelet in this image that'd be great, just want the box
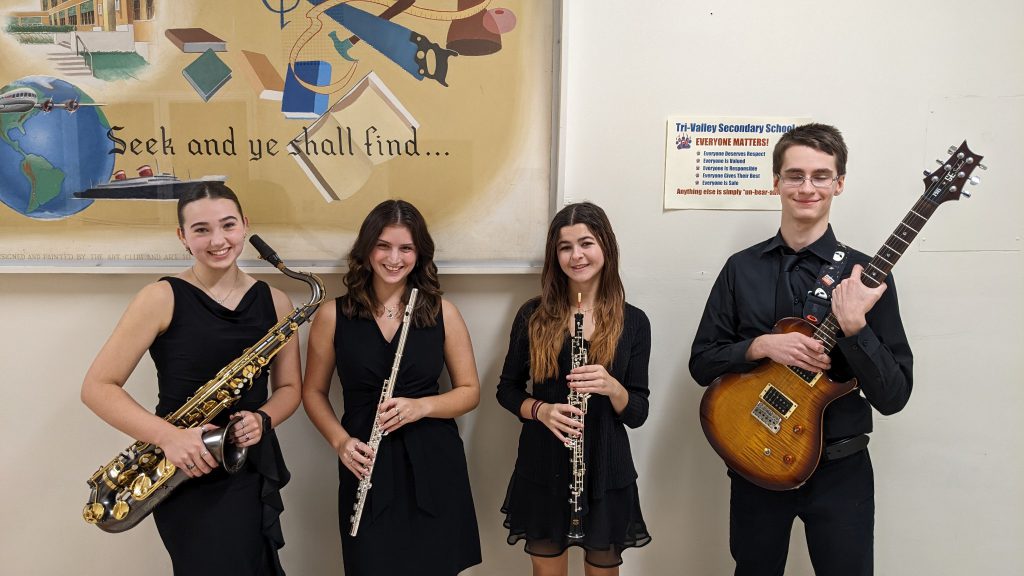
[255,409,272,433]
[530,400,544,421]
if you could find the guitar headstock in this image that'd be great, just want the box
[922,141,985,205]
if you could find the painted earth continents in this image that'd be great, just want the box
[0,76,113,219]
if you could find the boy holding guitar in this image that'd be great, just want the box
[689,123,914,576]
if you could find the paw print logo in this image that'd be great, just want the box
[676,133,692,149]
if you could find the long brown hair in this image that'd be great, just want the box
[339,200,442,327]
[529,202,625,381]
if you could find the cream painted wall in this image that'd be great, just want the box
[2,0,1023,574]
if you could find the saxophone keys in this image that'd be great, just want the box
[131,475,153,499]
[82,502,105,523]
[157,459,175,476]
[111,500,131,520]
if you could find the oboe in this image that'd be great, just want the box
[349,288,419,537]
[566,293,590,539]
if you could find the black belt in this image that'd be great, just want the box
[824,434,869,461]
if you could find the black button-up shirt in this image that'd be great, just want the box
[689,226,914,439]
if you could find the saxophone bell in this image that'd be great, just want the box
[200,427,247,474]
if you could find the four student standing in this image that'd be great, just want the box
[82,124,913,575]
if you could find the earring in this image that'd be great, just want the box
[184,245,192,256]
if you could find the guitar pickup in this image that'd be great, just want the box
[787,364,821,386]
[760,384,796,418]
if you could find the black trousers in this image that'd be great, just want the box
[729,449,874,576]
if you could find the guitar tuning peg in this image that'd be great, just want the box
[935,159,943,165]
[968,175,981,186]
[948,145,957,154]
[961,189,972,198]
[923,170,930,176]
[978,163,988,170]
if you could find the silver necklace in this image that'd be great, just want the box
[382,303,398,319]
[192,265,239,304]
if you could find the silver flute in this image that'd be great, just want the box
[566,293,590,539]
[349,288,419,537]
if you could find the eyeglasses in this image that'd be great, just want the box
[777,174,840,188]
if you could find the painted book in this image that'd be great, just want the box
[281,60,332,120]
[165,28,227,53]
[182,49,232,102]
[288,72,418,202]
[237,50,284,101]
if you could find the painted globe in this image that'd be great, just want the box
[0,76,113,219]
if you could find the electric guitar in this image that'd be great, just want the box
[699,141,984,490]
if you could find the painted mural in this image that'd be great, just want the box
[0,0,551,266]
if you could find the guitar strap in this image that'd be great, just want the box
[801,242,849,326]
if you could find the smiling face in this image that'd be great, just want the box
[774,144,845,228]
[370,224,417,288]
[557,223,605,292]
[177,197,247,270]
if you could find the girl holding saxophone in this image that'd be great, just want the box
[81,182,302,575]
[302,199,482,576]
[496,202,652,576]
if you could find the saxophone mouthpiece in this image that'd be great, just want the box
[249,235,284,268]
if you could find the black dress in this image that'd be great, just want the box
[496,298,653,567]
[149,277,291,576]
[333,298,482,576]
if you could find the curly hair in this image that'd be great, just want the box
[339,200,442,327]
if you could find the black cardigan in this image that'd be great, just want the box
[496,297,652,494]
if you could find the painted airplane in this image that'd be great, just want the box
[0,88,104,114]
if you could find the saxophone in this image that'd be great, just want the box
[349,288,419,537]
[566,293,590,539]
[82,235,325,532]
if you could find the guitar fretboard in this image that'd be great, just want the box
[812,196,941,355]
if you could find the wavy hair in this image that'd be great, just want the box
[529,202,625,382]
[339,200,442,327]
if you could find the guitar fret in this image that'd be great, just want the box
[889,233,910,246]
[897,221,920,235]
[875,253,894,267]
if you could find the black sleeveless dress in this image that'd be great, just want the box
[149,277,291,576]
[333,298,481,576]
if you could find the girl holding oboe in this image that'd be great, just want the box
[497,202,652,576]
[303,200,482,576]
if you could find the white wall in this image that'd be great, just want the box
[2,0,1023,574]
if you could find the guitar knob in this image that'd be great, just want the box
[968,176,981,186]
[783,454,795,465]
[792,425,804,435]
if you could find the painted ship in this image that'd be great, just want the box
[75,165,228,200]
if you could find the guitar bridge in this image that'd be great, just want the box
[752,402,781,433]
[751,384,797,433]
